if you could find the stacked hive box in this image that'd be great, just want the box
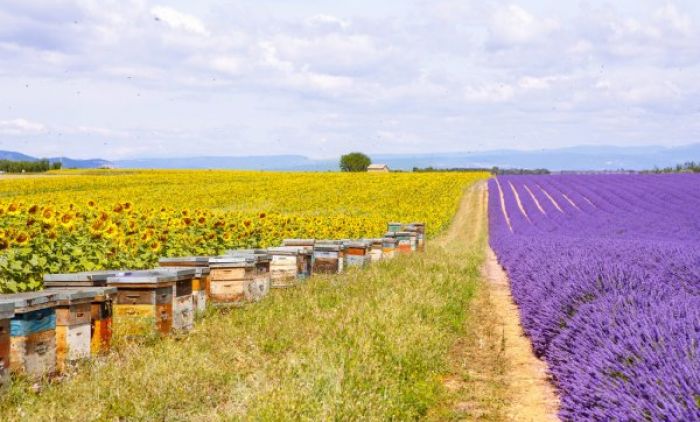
[267,247,310,288]
[209,255,268,305]
[382,237,397,259]
[43,272,119,355]
[53,290,94,373]
[387,222,403,233]
[409,222,426,252]
[282,239,315,278]
[0,302,14,386]
[167,269,196,333]
[393,232,414,254]
[313,243,344,274]
[365,239,384,263]
[158,256,210,315]
[107,271,177,337]
[226,250,272,301]
[344,241,371,268]
[0,292,58,378]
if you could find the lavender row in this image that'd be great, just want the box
[489,174,700,421]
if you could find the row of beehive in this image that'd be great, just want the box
[0,222,425,383]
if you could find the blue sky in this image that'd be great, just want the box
[0,0,699,159]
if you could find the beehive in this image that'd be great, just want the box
[267,248,299,288]
[0,302,14,386]
[0,291,58,378]
[382,236,397,259]
[157,266,209,315]
[366,239,384,263]
[269,245,313,283]
[282,239,315,277]
[401,224,420,252]
[209,256,262,305]
[158,256,211,316]
[225,250,272,301]
[52,289,94,373]
[167,268,196,332]
[107,271,177,337]
[43,272,120,355]
[312,244,344,274]
[387,222,403,233]
[344,241,371,268]
[393,231,414,255]
[409,222,426,252]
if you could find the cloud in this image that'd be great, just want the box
[487,5,560,48]
[0,118,46,135]
[151,6,209,36]
[0,1,699,159]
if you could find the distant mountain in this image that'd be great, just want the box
[0,150,36,161]
[2,143,698,171]
[0,150,113,169]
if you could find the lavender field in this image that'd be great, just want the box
[489,174,700,421]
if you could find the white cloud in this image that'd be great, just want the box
[151,6,209,36]
[0,118,46,135]
[488,5,559,47]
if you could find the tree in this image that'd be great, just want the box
[339,152,371,172]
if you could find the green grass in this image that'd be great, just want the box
[0,186,494,421]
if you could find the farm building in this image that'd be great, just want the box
[367,164,389,173]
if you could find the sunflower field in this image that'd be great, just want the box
[0,170,487,292]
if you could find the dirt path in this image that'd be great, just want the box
[433,180,560,421]
[484,246,560,421]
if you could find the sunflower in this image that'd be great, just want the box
[7,203,20,215]
[14,232,30,245]
[27,204,38,215]
[86,200,96,208]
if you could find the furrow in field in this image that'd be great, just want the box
[523,184,546,215]
[536,184,564,214]
[560,193,580,211]
[509,181,532,223]
[494,177,513,233]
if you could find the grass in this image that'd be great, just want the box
[0,182,505,420]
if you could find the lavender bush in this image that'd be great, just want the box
[489,174,700,421]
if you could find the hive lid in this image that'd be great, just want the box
[224,250,271,262]
[0,291,59,312]
[344,241,370,249]
[107,269,194,285]
[269,246,313,254]
[282,239,315,246]
[46,286,117,300]
[52,288,99,304]
[158,256,211,266]
[314,244,341,252]
[156,265,210,276]
[209,256,256,268]
[0,301,14,319]
[43,270,122,286]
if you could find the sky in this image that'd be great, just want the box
[0,0,699,160]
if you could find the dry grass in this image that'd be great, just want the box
[0,182,504,421]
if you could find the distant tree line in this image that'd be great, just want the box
[412,166,550,175]
[642,161,700,174]
[0,159,62,173]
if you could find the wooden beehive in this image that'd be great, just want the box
[312,244,343,274]
[0,302,14,386]
[365,239,384,263]
[0,291,58,378]
[409,222,426,252]
[393,231,414,255]
[167,268,196,333]
[382,236,397,259]
[157,266,209,315]
[267,248,300,288]
[387,222,402,233]
[225,250,272,301]
[107,271,177,337]
[344,241,370,268]
[52,289,95,373]
[208,256,259,305]
[44,276,118,356]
